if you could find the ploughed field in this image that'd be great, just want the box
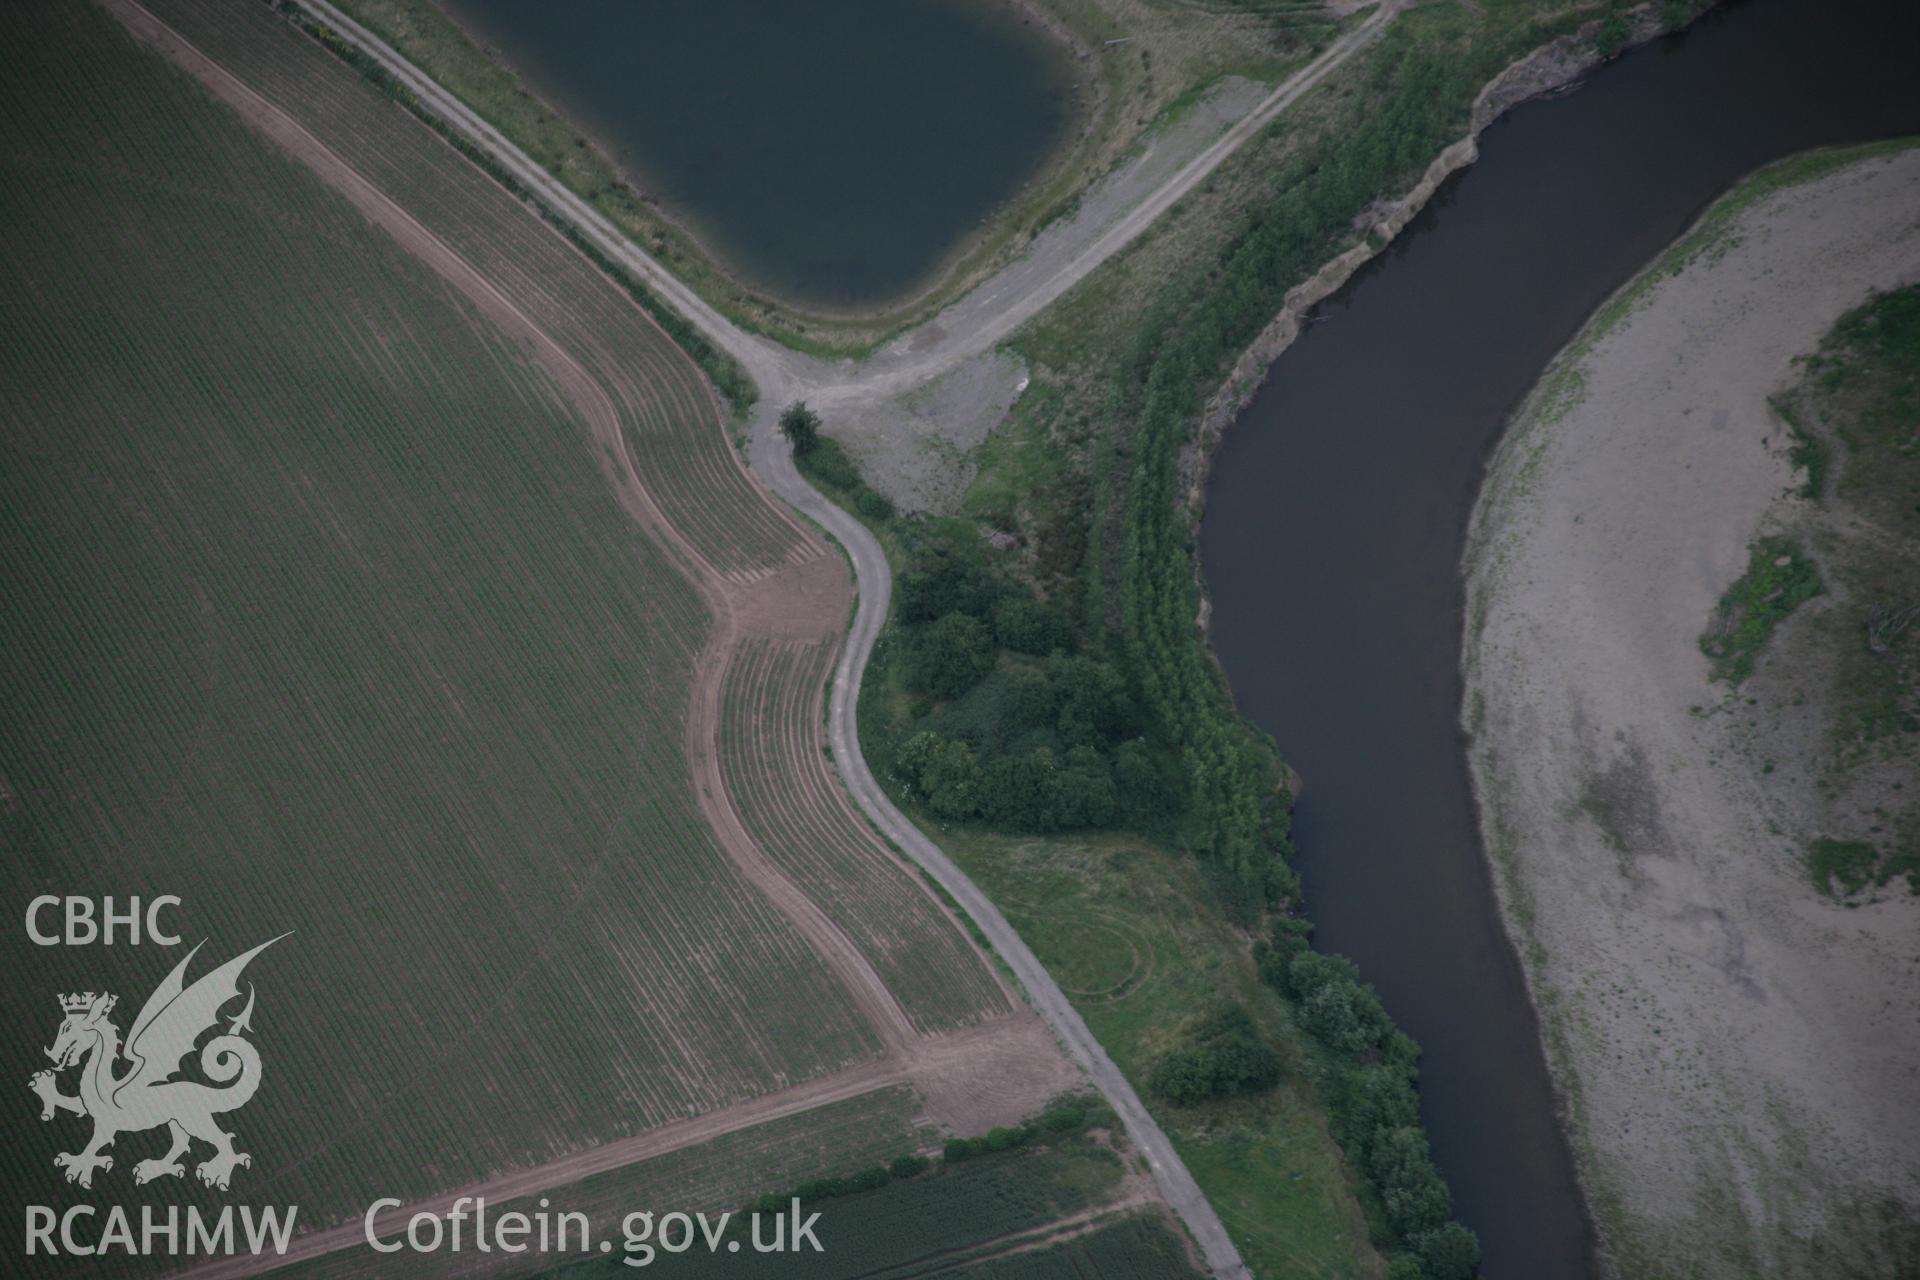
[0,0,1011,1252]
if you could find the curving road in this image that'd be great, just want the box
[286,3,1398,1274]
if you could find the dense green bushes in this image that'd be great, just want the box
[943,1100,1095,1162]
[1146,1005,1281,1106]
[779,401,820,454]
[1247,916,1477,1278]
[885,532,1174,835]
[747,1099,1096,1215]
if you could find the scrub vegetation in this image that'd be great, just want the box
[1699,537,1823,685]
[1765,283,1920,899]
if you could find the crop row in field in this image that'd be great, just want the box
[141,0,804,582]
[1,0,880,1253]
[543,1138,1138,1280]
[959,1213,1202,1280]
[720,636,1010,1035]
[269,1085,939,1280]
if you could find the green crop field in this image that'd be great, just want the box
[2,0,887,1243]
[539,1134,1185,1280]
[960,1214,1202,1279]
[271,1085,941,1280]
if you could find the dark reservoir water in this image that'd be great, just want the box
[439,0,1075,308]
[1198,0,1920,1275]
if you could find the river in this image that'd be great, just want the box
[439,0,1074,310]
[1198,0,1920,1274]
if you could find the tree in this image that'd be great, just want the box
[1053,748,1117,829]
[1113,738,1178,825]
[1369,1127,1453,1237]
[1338,1065,1418,1157]
[779,401,820,454]
[991,595,1062,655]
[1410,1222,1481,1280]
[898,732,981,820]
[1004,666,1055,730]
[1300,976,1393,1055]
[979,748,1056,830]
[1149,1005,1283,1105]
[1148,1045,1221,1106]
[897,547,1004,624]
[1384,1257,1425,1280]
[1049,654,1130,747]
[908,612,995,699]
[1286,949,1362,1002]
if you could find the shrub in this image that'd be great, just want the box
[908,612,995,699]
[1595,14,1631,58]
[1809,837,1880,897]
[992,595,1064,655]
[1410,1221,1482,1280]
[856,488,895,520]
[1255,915,1315,986]
[943,1125,1034,1162]
[1698,537,1822,684]
[779,401,820,454]
[897,732,981,820]
[898,548,1006,625]
[1148,1005,1282,1105]
[1385,1257,1425,1280]
[889,1153,930,1179]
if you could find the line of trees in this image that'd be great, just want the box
[1257,919,1479,1280]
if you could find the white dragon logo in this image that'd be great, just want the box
[29,936,286,1191]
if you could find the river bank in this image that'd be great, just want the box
[1187,2,1680,508]
[1462,143,1920,1278]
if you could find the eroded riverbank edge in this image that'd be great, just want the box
[1180,2,1682,517]
[1461,143,1920,1278]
